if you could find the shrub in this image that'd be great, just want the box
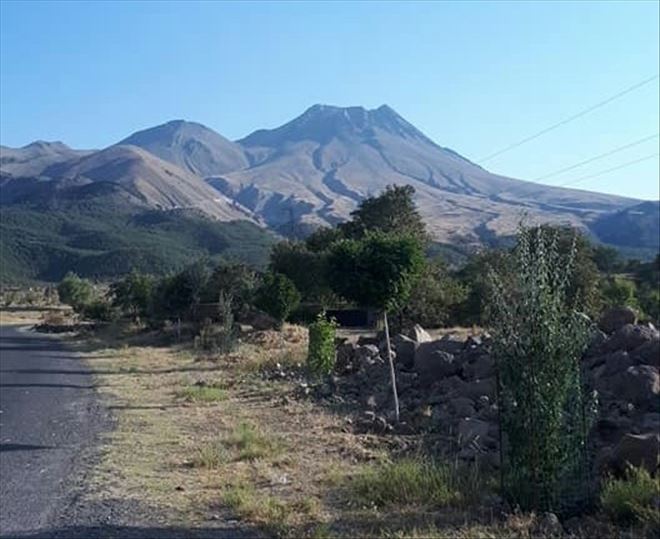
[489,226,595,513]
[57,272,94,312]
[110,271,154,322]
[601,466,660,527]
[307,313,337,376]
[193,292,237,353]
[254,272,301,328]
[82,299,117,322]
[226,422,281,461]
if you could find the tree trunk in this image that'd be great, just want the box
[383,311,400,422]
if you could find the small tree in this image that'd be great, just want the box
[489,226,595,513]
[111,271,154,323]
[254,272,301,329]
[57,272,94,313]
[307,313,338,376]
[328,232,424,421]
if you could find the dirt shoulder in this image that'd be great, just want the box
[45,321,650,539]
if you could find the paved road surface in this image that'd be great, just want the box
[0,325,103,538]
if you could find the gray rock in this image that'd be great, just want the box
[411,324,432,343]
[641,412,660,431]
[463,354,495,380]
[393,334,417,369]
[457,417,492,444]
[584,329,608,358]
[534,512,563,537]
[414,344,461,380]
[604,350,633,376]
[463,377,497,400]
[631,339,660,365]
[618,365,660,410]
[598,307,637,334]
[605,324,660,352]
[610,432,660,474]
[449,397,476,417]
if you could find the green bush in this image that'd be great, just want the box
[601,466,660,528]
[307,313,337,376]
[57,272,94,312]
[194,292,237,353]
[489,226,595,512]
[82,299,117,322]
[110,271,154,322]
[254,272,301,328]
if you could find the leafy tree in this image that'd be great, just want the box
[305,226,344,253]
[254,272,301,328]
[111,271,154,322]
[454,249,512,326]
[150,260,211,322]
[600,276,638,310]
[82,299,118,322]
[57,272,94,313]
[396,258,467,329]
[328,232,424,421]
[338,185,428,244]
[201,262,257,318]
[489,226,594,512]
[269,241,334,305]
[591,244,625,275]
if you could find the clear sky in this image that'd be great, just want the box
[1,0,658,199]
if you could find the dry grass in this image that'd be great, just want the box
[72,321,643,538]
[0,308,49,325]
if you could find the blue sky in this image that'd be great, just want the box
[1,0,658,199]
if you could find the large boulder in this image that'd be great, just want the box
[631,338,660,365]
[457,417,492,445]
[462,354,495,380]
[410,324,432,343]
[610,432,660,474]
[604,350,634,376]
[414,347,461,381]
[393,334,417,369]
[598,307,637,334]
[618,365,660,410]
[604,324,660,353]
[449,397,477,418]
[463,376,498,400]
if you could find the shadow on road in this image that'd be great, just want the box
[0,443,54,452]
[0,525,260,539]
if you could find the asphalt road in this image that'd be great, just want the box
[0,325,103,538]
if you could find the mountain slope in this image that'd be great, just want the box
[209,104,637,243]
[591,201,660,250]
[0,141,93,177]
[41,144,254,221]
[119,120,249,177]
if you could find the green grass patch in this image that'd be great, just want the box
[347,457,482,509]
[226,422,282,461]
[191,440,229,468]
[601,466,660,528]
[176,385,227,403]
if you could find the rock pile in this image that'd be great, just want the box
[322,312,659,475]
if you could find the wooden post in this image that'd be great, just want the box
[383,311,400,422]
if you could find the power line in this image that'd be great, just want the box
[535,133,660,181]
[478,74,660,164]
[558,153,659,188]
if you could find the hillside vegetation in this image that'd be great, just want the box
[0,205,275,283]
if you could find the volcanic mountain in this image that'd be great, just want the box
[202,104,638,244]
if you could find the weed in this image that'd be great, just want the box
[226,422,282,461]
[601,466,660,528]
[191,440,228,468]
[347,457,482,509]
[176,384,227,403]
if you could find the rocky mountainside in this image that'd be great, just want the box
[119,120,249,177]
[2,144,253,222]
[0,141,93,178]
[1,104,657,253]
[215,105,639,244]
